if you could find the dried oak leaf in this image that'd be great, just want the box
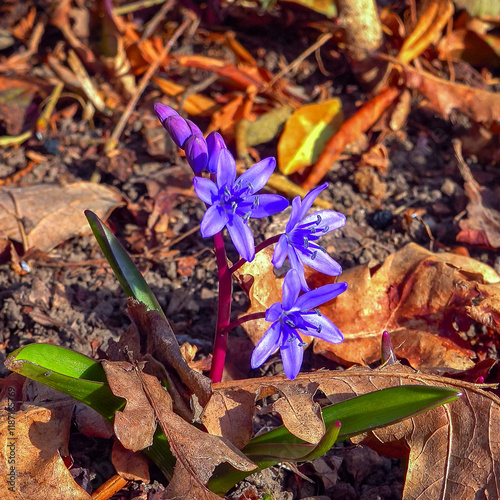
[208,365,500,500]
[404,67,500,125]
[102,361,256,500]
[0,182,123,252]
[239,244,500,370]
[455,147,500,249]
[0,400,90,499]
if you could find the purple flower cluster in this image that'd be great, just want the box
[272,183,345,291]
[154,103,347,379]
[251,270,346,379]
[155,103,288,261]
[154,103,225,174]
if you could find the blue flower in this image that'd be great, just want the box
[193,149,288,261]
[154,103,225,173]
[251,269,347,379]
[272,182,345,291]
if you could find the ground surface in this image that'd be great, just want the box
[0,1,498,498]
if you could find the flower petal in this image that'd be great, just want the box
[280,334,304,380]
[186,119,202,136]
[295,282,348,311]
[301,210,346,233]
[265,302,283,322]
[251,321,282,369]
[200,205,228,237]
[216,149,236,188]
[288,246,309,291]
[165,115,192,148]
[272,234,289,268]
[185,134,208,173]
[206,132,227,174]
[297,245,343,276]
[301,314,344,344]
[154,103,178,125]
[286,196,302,232]
[237,157,276,194]
[227,214,255,261]
[298,182,328,220]
[248,194,289,218]
[193,177,218,205]
[282,270,301,310]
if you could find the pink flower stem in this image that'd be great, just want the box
[210,231,233,383]
[229,233,282,275]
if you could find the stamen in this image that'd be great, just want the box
[231,201,238,214]
[224,186,231,198]
[284,319,295,328]
[322,226,330,233]
[303,237,309,248]
[315,214,322,225]
[311,250,317,260]
[298,341,307,347]
[317,324,322,333]
[252,197,259,208]
[314,308,321,315]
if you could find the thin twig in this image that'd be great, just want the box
[105,12,194,153]
[263,33,333,91]
[141,0,176,40]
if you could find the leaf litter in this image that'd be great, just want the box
[1,0,500,498]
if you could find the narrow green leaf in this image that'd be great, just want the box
[6,344,176,479]
[209,385,460,494]
[245,421,342,462]
[85,210,165,317]
[6,344,124,420]
[249,385,460,446]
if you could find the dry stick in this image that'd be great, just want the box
[90,474,128,500]
[263,33,333,91]
[178,73,218,114]
[114,0,167,15]
[141,0,176,40]
[104,13,194,154]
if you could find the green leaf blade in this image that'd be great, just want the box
[6,344,124,419]
[85,210,165,317]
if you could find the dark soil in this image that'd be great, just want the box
[0,2,498,499]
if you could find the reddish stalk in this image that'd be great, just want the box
[209,231,233,383]
[219,311,267,338]
[229,234,282,274]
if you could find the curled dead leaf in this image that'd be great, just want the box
[239,243,500,371]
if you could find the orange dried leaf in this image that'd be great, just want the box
[239,244,500,371]
[0,402,90,499]
[278,99,343,175]
[404,67,500,124]
[455,147,500,249]
[301,87,400,190]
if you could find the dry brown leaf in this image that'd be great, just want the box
[239,244,500,371]
[111,440,150,482]
[102,360,256,500]
[209,365,500,499]
[404,67,500,125]
[0,401,90,499]
[455,141,500,249]
[0,182,123,252]
[127,300,212,407]
[102,360,157,452]
[301,87,400,190]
